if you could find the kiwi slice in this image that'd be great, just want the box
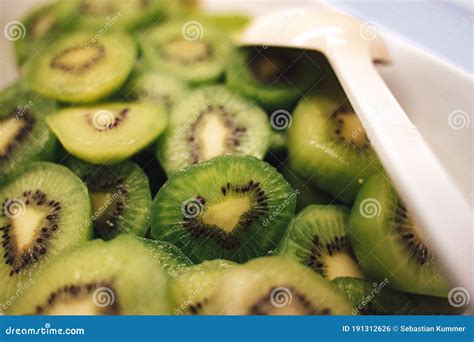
[140,22,233,85]
[56,0,164,31]
[13,3,76,66]
[226,47,324,111]
[46,102,168,164]
[333,277,416,315]
[288,74,381,203]
[0,83,57,181]
[278,205,364,280]
[66,158,152,240]
[23,31,137,103]
[205,256,352,315]
[408,294,466,315]
[0,162,91,309]
[122,70,188,109]
[170,259,237,314]
[151,155,296,263]
[349,173,450,297]
[7,235,172,315]
[157,86,271,175]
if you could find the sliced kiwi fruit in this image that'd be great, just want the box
[46,102,168,164]
[333,277,416,315]
[56,0,164,31]
[205,256,352,315]
[287,74,381,203]
[13,3,76,66]
[151,155,296,263]
[23,31,137,103]
[0,83,57,181]
[349,173,450,297]
[140,22,233,85]
[7,235,172,315]
[157,86,271,175]
[408,294,466,315]
[122,70,188,109]
[0,162,91,310]
[226,47,324,111]
[170,259,237,314]
[278,205,364,280]
[66,158,152,240]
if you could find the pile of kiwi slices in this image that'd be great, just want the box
[0,0,461,316]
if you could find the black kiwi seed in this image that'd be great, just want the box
[305,235,357,277]
[1,189,61,276]
[188,105,247,165]
[248,285,331,315]
[394,202,431,265]
[331,106,370,150]
[182,180,268,250]
[50,44,106,74]
[35,281,120,315]
[0,108,35,161]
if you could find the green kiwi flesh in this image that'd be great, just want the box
[157,86,271,175]
[278,205,364,280]
[226,47,324,111]
[0,162,91,310]
[287,74,381,203]
[46,102,168,164]
[205,256,353,315]
[333,277,416,315]
[6,235,172,315]
[0,83,57,180]
[151,155,296,263]
[349,173,450,297]
[170,259,237,314]
[23,31,137,103]
[140,22,233,85]
[67,158,152,240]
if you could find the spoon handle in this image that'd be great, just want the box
[327,45,472,293]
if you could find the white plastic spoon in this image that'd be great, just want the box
[239,8,472,297]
